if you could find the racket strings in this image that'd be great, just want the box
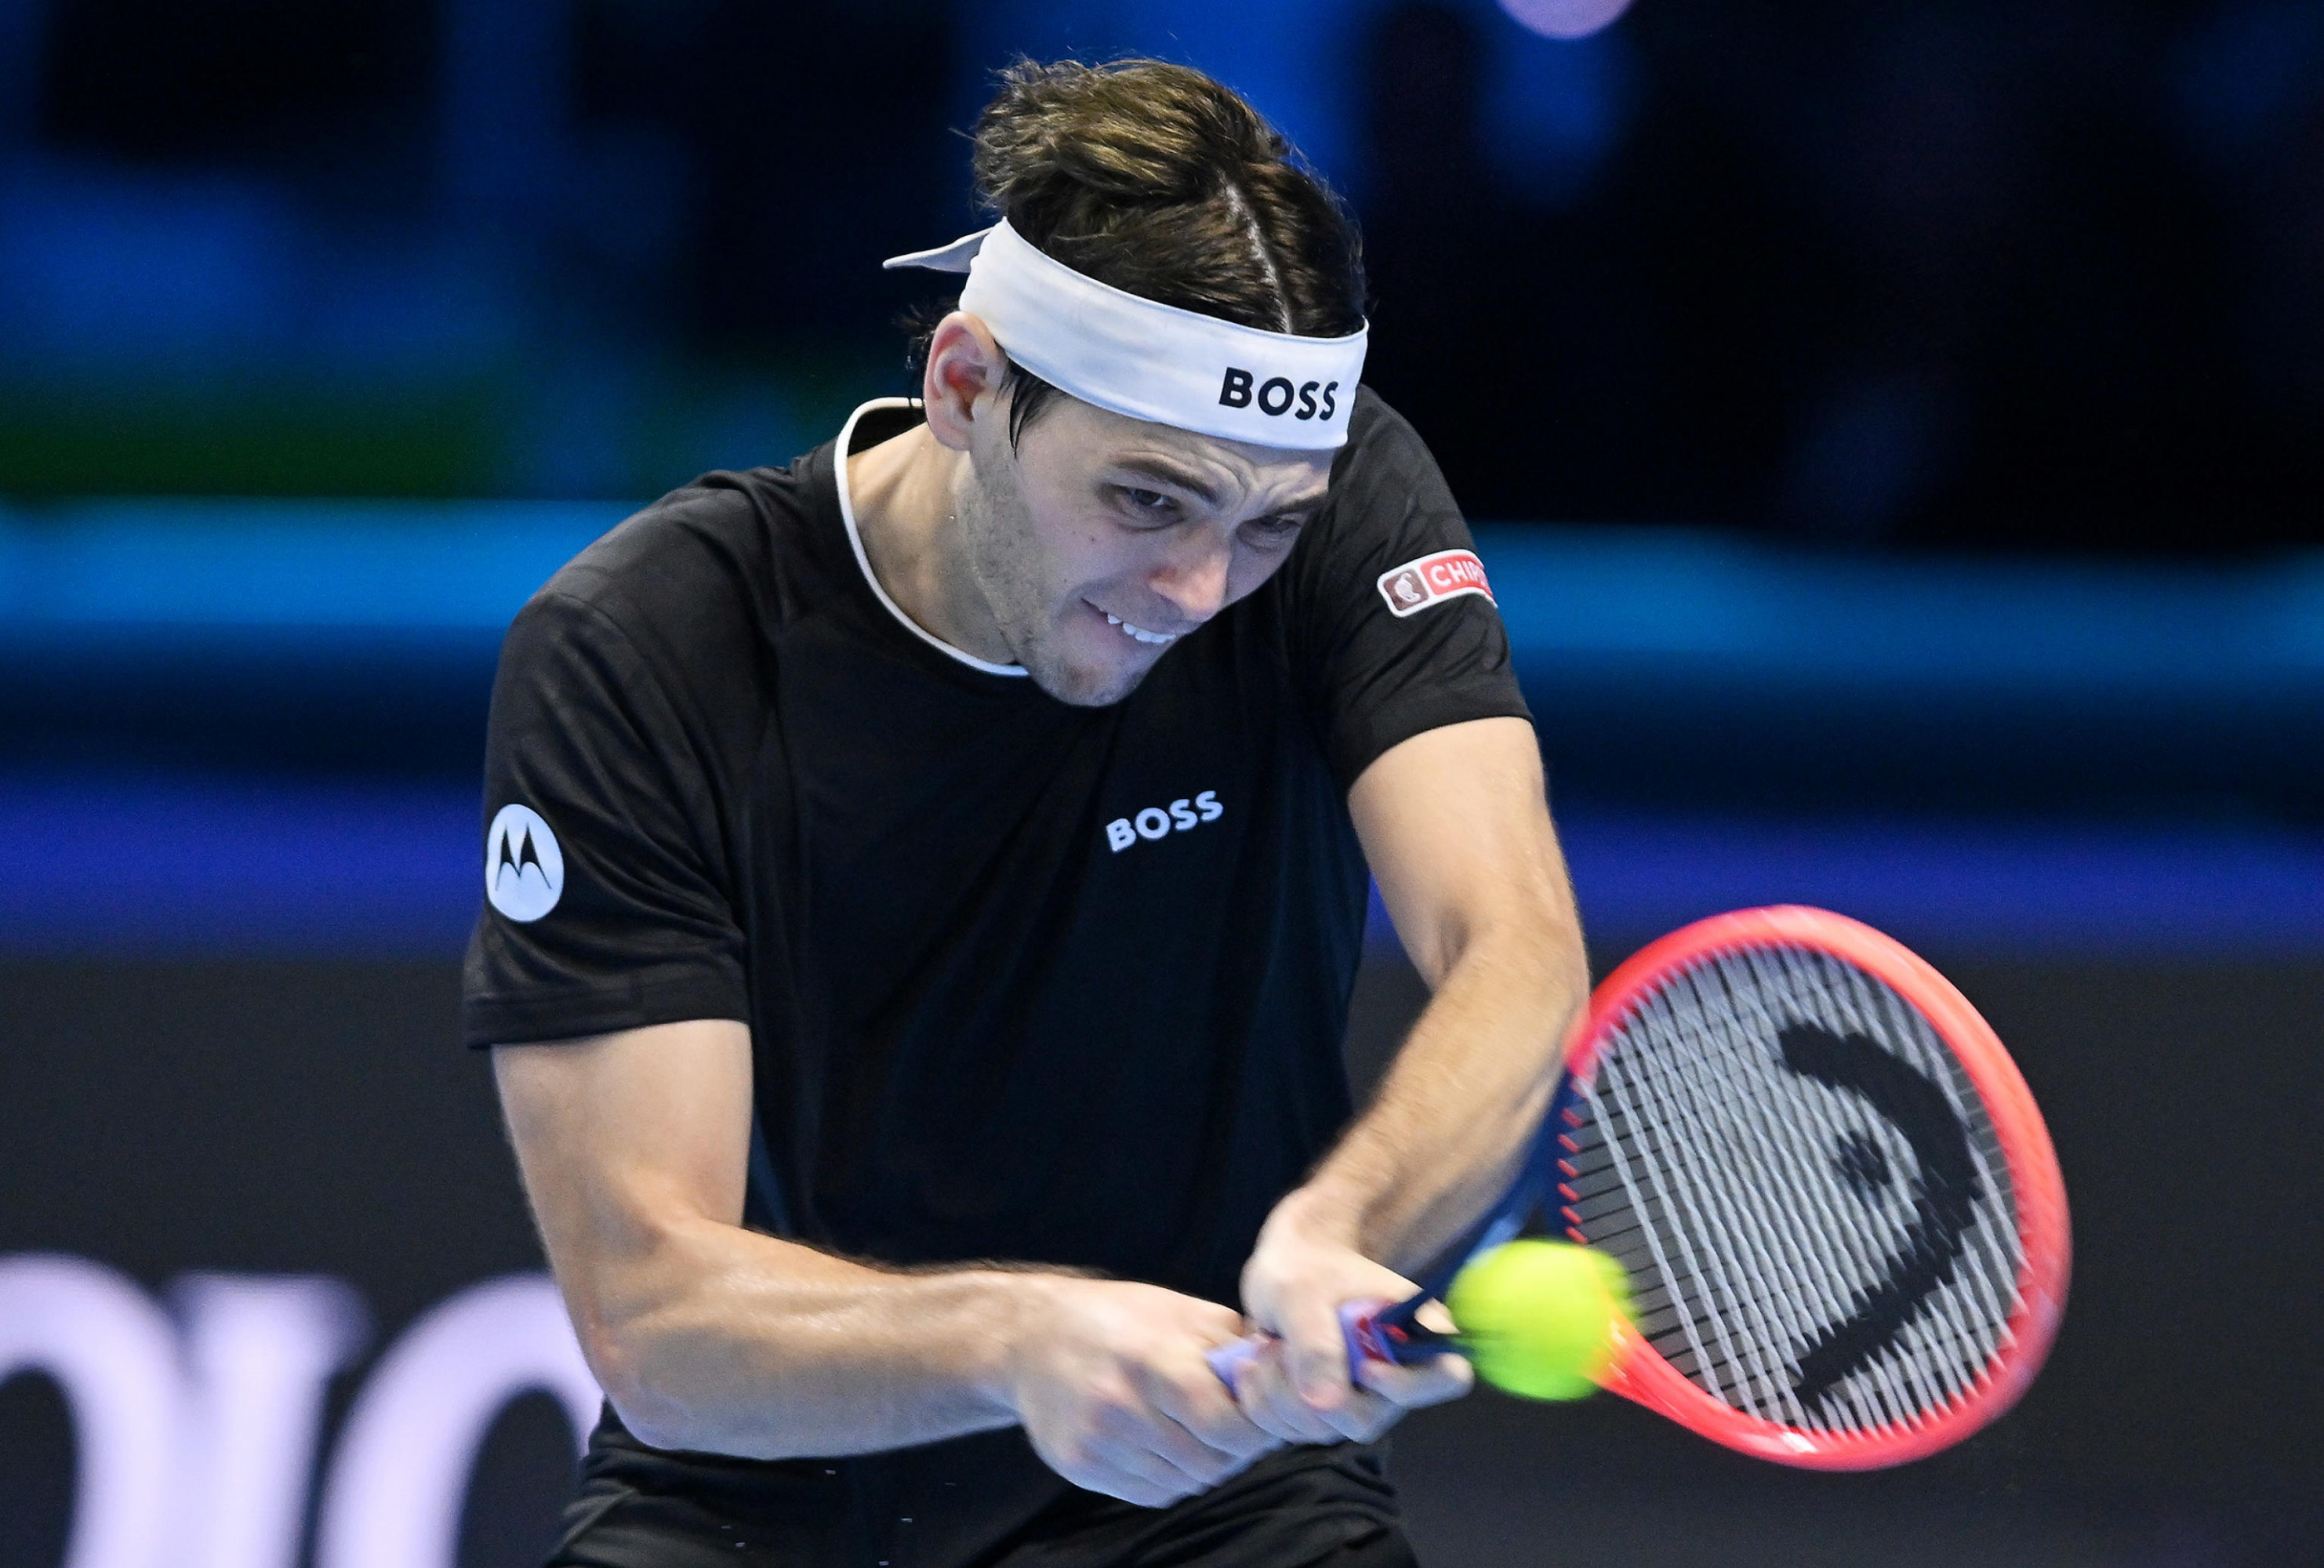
[1700,946,2020,1430]
[1564,944,2027,1436]
[1691,952,2017,1431]
[1719,949,2021,1420]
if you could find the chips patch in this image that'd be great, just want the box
[1377,549,1494,617]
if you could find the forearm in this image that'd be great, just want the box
[573,1212,1054,1457]
[499,1023,1264,1497]
[1297,918,1586,1275]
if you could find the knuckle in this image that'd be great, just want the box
[1178,1432,1229,1471]
[1233,1415,1280,1453]
[1167,1367,1226,1412]
[1090,1403,1144,1444]
[1188,1451,1236,1484]
[1145,1467,1196,1502]
[1188,1415,1244,1453]
[1249,1409,1304,1443]
[1297,1345,1344,1381]
[1197,1306,1244,1340]
[1276,1408,1333,1443]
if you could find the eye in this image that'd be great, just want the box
[1113,485,1182,524]
[1239,515,1304,549]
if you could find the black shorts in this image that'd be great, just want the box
[547,1408,1414,1568]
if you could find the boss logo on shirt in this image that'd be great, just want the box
[1218,368,1341,423]
[486,803,565,921]
[1377,549,1494,618]
[1106,791,1224,852]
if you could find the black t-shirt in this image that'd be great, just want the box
[461,389,1528,1539]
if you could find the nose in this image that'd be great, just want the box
[1147,529,1234,626]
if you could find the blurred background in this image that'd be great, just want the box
[2,0,2321,1564]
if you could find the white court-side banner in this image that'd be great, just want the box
[0,1254,602,1568]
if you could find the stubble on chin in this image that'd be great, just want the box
[1004,597,1160,707]
[957,459,1146,708]
[1027,648,1144,708]
[997,600,1145,706]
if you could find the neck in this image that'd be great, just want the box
[846,423,1012,664]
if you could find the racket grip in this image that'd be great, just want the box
[1204,1298,1430,1385]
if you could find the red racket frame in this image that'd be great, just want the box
[1562,906,2072,1469]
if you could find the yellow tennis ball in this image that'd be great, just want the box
[1445,1240,1633,1400]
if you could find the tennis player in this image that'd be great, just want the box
[469,59,1588,1567]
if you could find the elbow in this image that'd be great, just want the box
[573,1301,698,1454]
[1514,888,1589,1007]
[589,1334,703,1454]
[1421,871,1585,996]
[575,1313,649,1432]
[1464,906,1589,1011]
[557,1210,774,1456]
[612,1396,695,1456]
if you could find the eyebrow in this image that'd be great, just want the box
[1113,455,1226,508]
[1110,456,1330,517]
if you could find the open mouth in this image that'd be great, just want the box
[1092,604,1178,646]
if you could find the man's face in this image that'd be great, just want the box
[956,390,1334,706]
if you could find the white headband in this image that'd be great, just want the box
[884,219,1367,450]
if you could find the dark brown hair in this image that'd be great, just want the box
[912,58,1367,445]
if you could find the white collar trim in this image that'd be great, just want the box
[833,398,1028,679]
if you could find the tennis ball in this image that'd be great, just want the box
[1445,1240,1633,1400]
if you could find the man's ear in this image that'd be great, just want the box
[922,312,1009,453]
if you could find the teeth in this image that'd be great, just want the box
[1100,608,1175,645]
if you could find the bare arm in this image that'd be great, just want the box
[495,1020,1276,1503]
[1308,713,1585,1267]
[1234,716,1589,1434]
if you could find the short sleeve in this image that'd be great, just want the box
[1286,391,1534,789]
[461,590,750,1048]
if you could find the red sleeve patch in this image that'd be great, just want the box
[1375,549,1494,617]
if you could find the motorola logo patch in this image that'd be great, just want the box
[485,804,565,922]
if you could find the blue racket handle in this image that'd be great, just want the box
[1204,1294,1443,1385]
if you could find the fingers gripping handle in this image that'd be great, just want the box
[1204,1295,1441,1385]
[1204,1337,1264,1384]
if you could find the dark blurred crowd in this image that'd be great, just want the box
[1360,0,2324,549]
[15,0,2323,548]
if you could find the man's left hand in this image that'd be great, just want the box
[1231,1189,1473,1445]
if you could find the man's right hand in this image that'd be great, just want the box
[498,1023,1281,1485]
[1005,1276,1281,1507]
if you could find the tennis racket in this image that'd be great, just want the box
[1211,906,2070,1470]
